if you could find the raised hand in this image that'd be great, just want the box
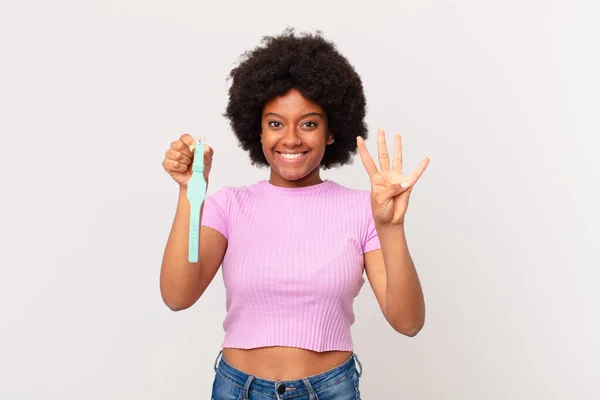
[357,129,430,227]
[162,133,213,188]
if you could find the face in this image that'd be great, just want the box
[260,89,333,187]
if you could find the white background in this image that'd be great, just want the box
[1,0,598,398]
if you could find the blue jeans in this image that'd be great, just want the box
[211,350,363,400]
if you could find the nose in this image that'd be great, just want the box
[282,127,301,147]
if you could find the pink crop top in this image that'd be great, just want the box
[200,179,381,352]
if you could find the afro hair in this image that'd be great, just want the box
[224,28,368,169]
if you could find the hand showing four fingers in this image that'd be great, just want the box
[357,129,430,227]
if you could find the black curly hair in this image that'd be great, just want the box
[224,28,368,169]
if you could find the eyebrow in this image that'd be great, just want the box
[264,112,324,120]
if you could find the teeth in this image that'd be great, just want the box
[281,153,304,159]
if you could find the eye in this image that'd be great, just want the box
[268,121,282,128]
[303,121,318,128]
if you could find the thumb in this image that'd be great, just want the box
[382,182,409,198]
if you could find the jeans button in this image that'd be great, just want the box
[277,383,286,395]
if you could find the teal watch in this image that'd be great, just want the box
[186,137,207,263]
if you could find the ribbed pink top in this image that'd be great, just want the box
[200,179,381,352]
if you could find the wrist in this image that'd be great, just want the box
[375,222,406,235]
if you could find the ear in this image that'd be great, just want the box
[326,132,335,145]
[260,130,263,143]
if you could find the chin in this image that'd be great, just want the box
[269,161,319,183]
[276,168,311,181]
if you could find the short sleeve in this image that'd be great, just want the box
[362,192,381,253]
[201,187,230,240]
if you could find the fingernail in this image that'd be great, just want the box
[401,182,410,189]
[189,144,195,152]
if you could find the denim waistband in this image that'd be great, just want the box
[213,349,362,398]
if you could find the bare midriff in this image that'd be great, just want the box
[222,347,353,381]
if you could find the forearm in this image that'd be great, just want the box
[377,224,425,335]
[160,186,203,310]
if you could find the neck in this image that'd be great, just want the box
[269,168,323,188]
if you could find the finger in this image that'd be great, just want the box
[393,134,403,174]
[201,147,214,180]
[377,129,391,171]
[172,135,194,158]
[385,182,405,198]
[166,148,192,165]
[375,182,406,203]
[408,156,431,184]
[356,136,379,177]
[179,133,195,150]
[202,144,214,169]
[187,135,210,155]
[163,159,188,173]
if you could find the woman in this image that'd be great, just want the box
[160,29,430,400]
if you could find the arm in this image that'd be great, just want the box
[356,129,430,337]
[159,186,227,311]
[364,225,425,337]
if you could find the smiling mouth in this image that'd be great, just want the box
[276,151,308,160]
